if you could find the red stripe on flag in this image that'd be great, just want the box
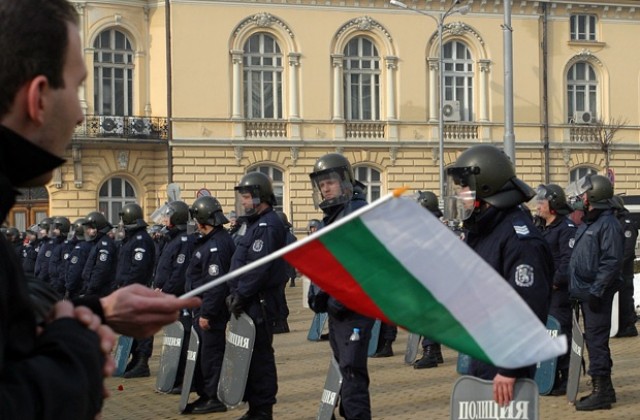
[284,240,390,322]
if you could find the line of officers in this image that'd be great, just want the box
[2,169,298,420]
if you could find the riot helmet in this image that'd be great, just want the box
[417,191,443,218]
[535,184,573,216]
[38,217,53,239]
[445,145,535,221]
[7,227,20,242]
[234,172,276,217]
[579,174,613,210]
[307,219,321,234]
[309,153,355,210]
[119,203,144,226]
[83,211,111,241]
[164,201,190,227]
[72,218,87,241]
[52,216,71,237]
[190,196,229,227]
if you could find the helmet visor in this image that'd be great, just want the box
[234,185,261,217]
[444,167,478,221]
[565,175,592,200]
[310,168,353,210]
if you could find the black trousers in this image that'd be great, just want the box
[580,291,614,376]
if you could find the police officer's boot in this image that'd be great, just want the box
[575,375,616,411]
[413,344,441,369]
[123,355,150,378]
[372,340,394,358]
[238,405,273,420]
[124,354,139,374]
[550,368,568,396]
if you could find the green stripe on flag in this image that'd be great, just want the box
[319,217,491,364]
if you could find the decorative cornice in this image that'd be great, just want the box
[568,49,604,67]
[234,12,294,39]
[428,22,485,47]
[336,16,392,43]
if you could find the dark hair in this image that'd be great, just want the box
[0,0,79,117]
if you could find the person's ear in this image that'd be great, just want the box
[26,75,50,124]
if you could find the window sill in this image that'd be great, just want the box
[568,40,606,48]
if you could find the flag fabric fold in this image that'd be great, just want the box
[283,196,567,369]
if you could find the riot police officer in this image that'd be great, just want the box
[64,218,93,299]
[534,183,576,395]
[152,200,194,392]
[22,225,39,277]
[308,153,375,419]
[610,195,639,338]
[183,196,235,414]
[34,217,55,284]
[307,219,321,235]
[445,145,553,407]
[115,203,156,379]
[82,211,117,297]
[413,191,445,368]
[5,227,22,256]
[274,210,296,332]
[227,172,287,420]
[568,175,623,410]
[48,216,74,295]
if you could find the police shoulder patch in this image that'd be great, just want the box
[252,239,264,252]
[568,238,575,248]
[134,252,144,261]
[45,250,52,258]
[177,254,186,264]
[259,222,268,227]
[136,235,142,240]
[102,241,108,246]
[195,251,201,259]
[512,221,530,238]
[208,264,219,276]
[625,230,633,238]
[71,256,79,264]
[181,236,188,242]
[514,264,534,287]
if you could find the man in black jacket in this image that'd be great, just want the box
[569,175,623,411]
[0,2,200,418]
[446,145,554,407]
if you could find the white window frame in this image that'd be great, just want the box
[98,177,137,225]
[343,37,380,121]
[243,33,284,120]
[443,40,474,122]
[354,165,381,203]
[570,15,597,41]
[567,62,598,122]
[93,29,134,116]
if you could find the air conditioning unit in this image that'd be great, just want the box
[99,116,124,135]
[573,110,594,125]
[128,117,152,136]
[442,100,461,122]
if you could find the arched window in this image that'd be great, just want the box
[443,41,474,121]
[567,62,597,122]
[354,166,381,203]
[343,37,380,121]
[98,177,137,225]
[94,29,134,116]
[570,166,598,183]
[250,166,284,212]
[243,33,283,119]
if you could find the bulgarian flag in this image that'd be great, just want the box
[182,189,566,369]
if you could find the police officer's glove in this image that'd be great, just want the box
[226,294,245,319]
[588,294,603,313]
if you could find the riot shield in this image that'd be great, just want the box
[534,315,561,395]
[317,356,343,420]
[156,321,185,393]
[567,312,585,404]
[610,291,619,337]
[456,353,472,375]
[404,333,421,365]
[179,326,200,413]
[307,312,329,341]
[217,312,256,408]
[367,320,381,357]
[113,335,133,377]
[451,376,539,420]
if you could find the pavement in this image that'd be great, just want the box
[103,285,640,419]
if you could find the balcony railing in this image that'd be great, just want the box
[74,115,168,140]
[444,123,479,141]
[346,122,386,139]
[245,121,288,138]
[570,125,599,143]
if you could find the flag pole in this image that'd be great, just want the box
[180,186,409,300]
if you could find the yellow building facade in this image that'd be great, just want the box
[9,0,640,232]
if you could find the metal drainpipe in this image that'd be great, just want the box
[542,2,550,183]
[165,0,174,184]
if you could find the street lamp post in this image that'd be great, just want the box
[390,0,469,201]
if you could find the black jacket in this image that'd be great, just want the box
[466,206,554,380]
[569,209,624,300]
[115,225,156,288]
[153,227,194,295]
[0,125,104,419]
[538,216,576,290]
